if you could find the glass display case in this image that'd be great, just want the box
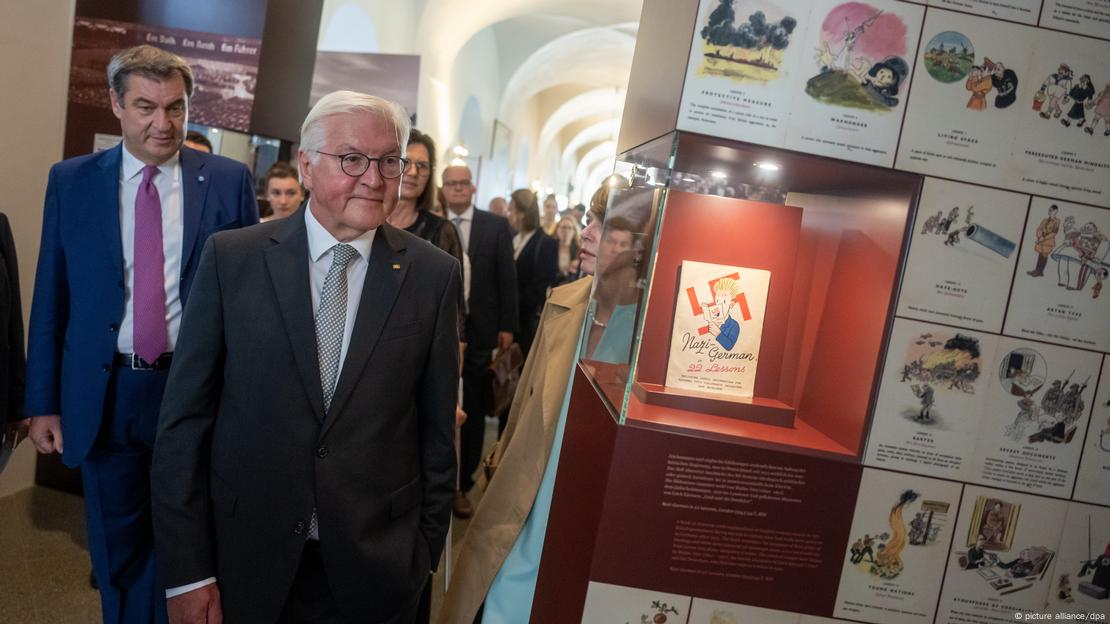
[579,130,923,459]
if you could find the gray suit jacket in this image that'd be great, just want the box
[152,208,460,623]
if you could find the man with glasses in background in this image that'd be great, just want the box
[152,90,460,623]
[441,164,517,519]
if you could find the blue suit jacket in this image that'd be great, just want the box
[25,144,258,466]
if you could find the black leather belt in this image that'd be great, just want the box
[114,352,174,371]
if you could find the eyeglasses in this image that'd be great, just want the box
[443,180,472,189]
[406,160,431,175]
[314,151,409,179]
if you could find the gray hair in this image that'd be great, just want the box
[299,91,411,166]
[107,45,195,101]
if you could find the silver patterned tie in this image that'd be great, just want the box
[309,243,358,540]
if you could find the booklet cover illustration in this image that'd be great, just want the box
[665,260,771,398]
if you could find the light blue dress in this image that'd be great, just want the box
[481,339,583,623]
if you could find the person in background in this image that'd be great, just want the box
[553,214,581,285]
[570,202,587,227]
[387,127,468,624]
[582,216,639,362]
[508,189,558,359]
[438,180,616,624]
[24,45,258,624]
[431,186,448,218]
[443,164,517,519]
[262,161,305,222]
[1,212,25,433]
[183,130,211,153]
[540,193,559,235]
[488,196,508,218]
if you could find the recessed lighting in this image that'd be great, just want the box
[710,170,727,179]
[755,161,780,171]
[681,176,696,183]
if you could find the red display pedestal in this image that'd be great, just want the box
[633,381,796,428]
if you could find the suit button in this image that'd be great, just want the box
[101,364,111,372]
[109,323,118,333]
[117,280,125,289]
[293,521,305,536]
[316,446,329,459]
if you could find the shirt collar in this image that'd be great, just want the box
[121,143,180,182]
[304,199,375,263]
[449,205,474,222]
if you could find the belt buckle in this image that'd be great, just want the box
[130,354,154,370]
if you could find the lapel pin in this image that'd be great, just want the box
[197,175,205,182]
[392,263,401,270]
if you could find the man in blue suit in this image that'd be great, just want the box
[24,45,258,623]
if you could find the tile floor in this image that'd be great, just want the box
[0,419,496,624]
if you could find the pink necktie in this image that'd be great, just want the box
[133,165,167,363]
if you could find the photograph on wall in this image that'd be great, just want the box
[1040,0,1110,44]
[895,10,1035,188]
[864,318,999,481]
[664,260,771,398]
[687,598,801,624]
[1044,502,1110,613]
[896,178,1028,332]
[1073,356,1110,505]
[580,582,691,623]
[967,337,1100,497]
[1009,30,1110,206]
[677,0,814,147]
[309,52,419,120]
[784,0,924,166]
[69,17,262,134]
[832,469,961,624]
[926,0,1044,24]
[936,486,1067,624]
[1003,197,1110,352]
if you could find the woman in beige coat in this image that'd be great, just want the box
[438,182,616,624]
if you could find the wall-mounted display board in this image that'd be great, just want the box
[531,0,1110,621]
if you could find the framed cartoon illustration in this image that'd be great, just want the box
[1008,30,1110,207]
[1004,197,1110,351]
[677,0,815,147]
[896,10,1037,188]
[896,178,1028,332]
[784,0,924,166]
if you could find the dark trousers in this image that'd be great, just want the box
[459,345,492,493]
[278,541,422,624]
[82,365,169,624]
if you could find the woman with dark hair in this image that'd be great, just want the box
[507,188,558,357]
[387,128,463,263]
[553,214,581,284]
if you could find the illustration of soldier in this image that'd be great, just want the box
[1038,64,1074,120]
[1027,204,1060,277]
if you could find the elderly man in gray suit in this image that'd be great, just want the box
[152,91,460,624]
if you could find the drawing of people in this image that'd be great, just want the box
[922,211,943,235]
[1062,74,1096,128]
[861,56,908,108]
[1027,204,1059,277]
[908,512,926,545]
[1055,219,1108,296]
[849,538,863,563]
[988,59,1018,109]
[981,502,1006,545]
[962,535,990,569]
[1085,84,1110,136]
[965,65,993,111]
[859,534,876,563]
[1040,64,1073,119]
[942,206,960,233]
[911,383,935,422]
[702,277,741,350]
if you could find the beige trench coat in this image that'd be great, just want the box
[438,276,593,624]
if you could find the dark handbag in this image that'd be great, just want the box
[489,343,524,420]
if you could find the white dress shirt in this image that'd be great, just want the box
[117,146,183,354]
[165,203,376,599]
[447,204,474,253]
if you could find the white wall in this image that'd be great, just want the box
[0,0,75,498]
